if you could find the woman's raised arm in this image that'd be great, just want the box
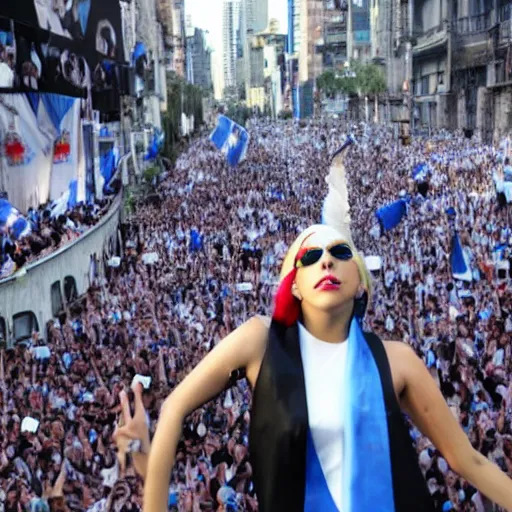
[322,137,355,244]
[143,315,269,512]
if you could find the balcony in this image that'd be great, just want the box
[452,13,491,34]
[499,19,511,44]
[325,32,347,45]
[412,22,448,56]
[452,13,491,47]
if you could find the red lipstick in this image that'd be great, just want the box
[315,275,341,290]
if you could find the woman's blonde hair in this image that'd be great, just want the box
[279,224,373,302]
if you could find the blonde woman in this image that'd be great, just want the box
[117,143,512,511]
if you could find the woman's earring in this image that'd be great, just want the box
[356,287,366,299]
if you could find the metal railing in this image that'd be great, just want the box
[499,3,511,23]
[452,12,491,34]
[499,20,511,42]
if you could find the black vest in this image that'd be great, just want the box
[249,321,437,512]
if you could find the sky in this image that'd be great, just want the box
[185,0,288,54]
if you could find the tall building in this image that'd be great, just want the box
[124,0,167,129]
[246,0,269,32]
[171,0,186,77]
[287,0,302,55]
[349,0,371,62]
[186,28,213,91]
[287,0,301,115]
[222,0,243,91]
[299,0,324,83]
[258,23,287,116]
[320,1,349,71]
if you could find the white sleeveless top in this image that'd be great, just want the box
[299,323,348,511]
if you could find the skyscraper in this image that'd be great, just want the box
[288,0,302,55]
[245,0,268,32]
[186,28,213,91]
[299,0,324,83]
[222,0,242,91]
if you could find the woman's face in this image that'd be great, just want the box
[293,228,362,317]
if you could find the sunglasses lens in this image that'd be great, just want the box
[330,244,353,260]
[300,248,323,267]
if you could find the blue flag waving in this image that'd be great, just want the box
[210,115,249,166]
[412,163,429,182]
[0,199,31,240]
[446,207,472,282]
[451,232,473,282]
[375,199,408,232]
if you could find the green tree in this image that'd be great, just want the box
[317,69,358,99]
[317,70,338,99]
[354,62,387,97]
[162,73,204,161]
[352,62,387,122]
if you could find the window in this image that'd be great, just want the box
[421,75,429,95]
[0,317,6,346]
[13,312,39,343]
[64,276,78,303]
[51,281,63,317]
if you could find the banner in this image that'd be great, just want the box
[3,0,123,62]
[0,93,86,213]
[0,0,125,111]
[0,93,54,211]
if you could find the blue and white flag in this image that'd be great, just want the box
[50,179,79,218]
[0,199,31,240]
[210,115,249,167]
[451,232,473,282]
[412,163,429,182]
[144,130,164,161]
[375,199,408,233]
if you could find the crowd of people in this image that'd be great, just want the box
[0,119,511,511]
[0,198,113,279]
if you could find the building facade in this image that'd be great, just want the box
[122,0,167,130]
[322,4,349,71]
[299,0,325,83]
[250,26,287,115]
[246,0,269,32]
[410,0,512,141]
[171,0,186,77]
[186,28,213,91]
[222,0,243,91]
[349,0,372,62]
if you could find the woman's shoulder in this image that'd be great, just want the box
[254,315,271,329]
[382,339,417,362]
[240,316,271,387]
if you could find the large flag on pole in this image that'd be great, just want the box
[451,232,473,282]
[210,115,249,166]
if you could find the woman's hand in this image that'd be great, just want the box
[113,384,150,478]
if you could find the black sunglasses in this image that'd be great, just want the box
[295,243,353,268]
